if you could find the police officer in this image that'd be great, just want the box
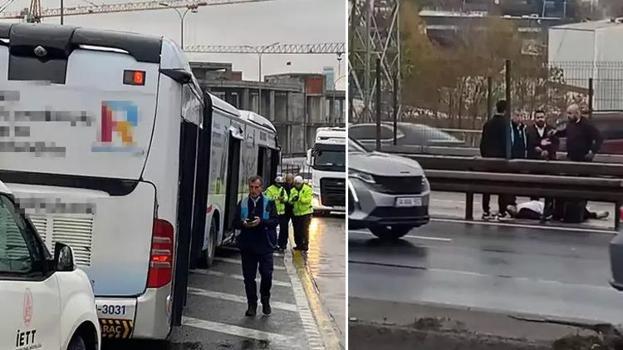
[233,175,279,316]
[265,176,288,253]
[280,174,295,251]
[290,176,313,251]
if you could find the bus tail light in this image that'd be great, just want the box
[147,218,174,288]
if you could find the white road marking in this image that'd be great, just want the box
[189,269,291,287]
[182,316,294,343]
[214,257,287,270]
[431,217,616,234]
[187,287,298,312]
[350,260,614,292]
[349,230,452,242]
[284,250,326,350]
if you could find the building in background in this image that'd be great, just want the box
[190,62,345,156]
[548,19,623,111]
[323,66,336,90]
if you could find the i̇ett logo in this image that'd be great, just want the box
[23,288,32,327]
[92,101,144,154]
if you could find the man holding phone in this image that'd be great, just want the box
[233,176,279,317]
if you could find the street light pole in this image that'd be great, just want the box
[243,42,279,115]
[159,2,206,50]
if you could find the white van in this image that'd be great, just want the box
[0,181,100,350]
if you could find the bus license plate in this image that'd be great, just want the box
[396,197,421,207]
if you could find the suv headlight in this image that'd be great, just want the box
[349,169,376,184]
[422,177,430,192]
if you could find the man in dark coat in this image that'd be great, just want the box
[526,110,558,160]
[552,104,606,221]
[526,109,559,220]
[233,175,279,317]
[480,100,517,220]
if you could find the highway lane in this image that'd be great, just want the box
[349,220,623,325]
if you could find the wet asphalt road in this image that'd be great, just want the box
[349,220,623,325]
[306,215,346,336]
[103,216,344,350]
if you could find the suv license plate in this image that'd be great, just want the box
[396,197,422,207]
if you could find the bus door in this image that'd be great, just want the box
[172,118,199,325]
[270,148,280,181]
[224,127,242,231]
[189,94,213,269]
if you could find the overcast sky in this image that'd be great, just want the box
[3,0,347,88]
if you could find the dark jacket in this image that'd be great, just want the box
[283,184,294,216]
[480,114,508,158]
[526,124,558,160]
[233,194,279,255]
[510,122,527,159]
[556,118,603,161]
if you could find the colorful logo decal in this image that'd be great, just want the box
[23,288,32,327]
[92,101,143,154]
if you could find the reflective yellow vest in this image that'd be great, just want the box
[289,184,313,216]
[265,185,287,215]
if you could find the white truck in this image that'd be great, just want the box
[306,127,346,215]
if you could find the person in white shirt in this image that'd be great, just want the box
[507,200,608,221]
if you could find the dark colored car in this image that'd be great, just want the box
[349,122,464,152]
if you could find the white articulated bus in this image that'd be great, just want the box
[0,23,279,340]
[204,109,279,266]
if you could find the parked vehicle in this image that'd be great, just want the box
[348,137,430,240]
[0,181,100,350]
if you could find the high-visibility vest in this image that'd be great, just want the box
[240,196,271,221]
[264,185,287,215]
[290,184,313,216]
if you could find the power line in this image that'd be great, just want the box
[0,0,274,19]
[185,42,345,55]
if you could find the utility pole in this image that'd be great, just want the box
[349,0,401,123]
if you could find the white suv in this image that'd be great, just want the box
[0,181,100,350]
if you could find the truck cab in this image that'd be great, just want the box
[306,127,346,215]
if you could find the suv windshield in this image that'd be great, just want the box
[349,138,367,153]
[0,195,43,275]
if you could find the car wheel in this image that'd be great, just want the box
[370,225,412,240]
[68,335,86,350]
[204,219,217,268]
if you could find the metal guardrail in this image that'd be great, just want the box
[378,145,623,164]
[402,155,623,230]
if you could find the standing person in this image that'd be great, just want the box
[496,110,529,218]
[289,175,313,251]
[265,176,288,253]
[480,100,509,220]
[526,109,559,221]
[556,104,602,162]
[279,173,295,251]
[526,109,558,160]
[233,176,279,317]
[552,104,604,222]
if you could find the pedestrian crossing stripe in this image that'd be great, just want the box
[100,318,133,339]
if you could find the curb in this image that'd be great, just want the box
[349,320,552,350]
[286,248,343,350]
[292,250,344,349]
